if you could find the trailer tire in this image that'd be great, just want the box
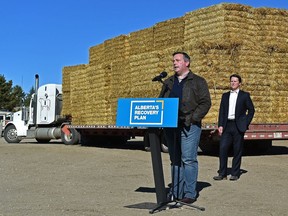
[3,125,21,143]
[61,128,79,145]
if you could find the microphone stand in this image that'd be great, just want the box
[149,77,205,214]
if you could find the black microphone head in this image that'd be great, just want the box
[160,71,168,78]
[152,71,168,82]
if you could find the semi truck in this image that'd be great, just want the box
[3,75,80,145]
[3,75,148,147]
[3,75,288,153]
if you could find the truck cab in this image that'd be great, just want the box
[3,75,79,144]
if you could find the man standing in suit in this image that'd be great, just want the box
[213,74,255,181]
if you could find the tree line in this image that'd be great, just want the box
[0,74,34,112]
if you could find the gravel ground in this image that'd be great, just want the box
[0,137,287,216]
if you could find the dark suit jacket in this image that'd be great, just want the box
[218,90,255,133]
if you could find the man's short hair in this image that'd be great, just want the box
[230,74,242,83]
[173,51,191,62]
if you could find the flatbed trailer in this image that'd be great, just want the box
[66,124,148,146]
[244,124,288,140]
[66,123,288,153]
[203,123,288,140]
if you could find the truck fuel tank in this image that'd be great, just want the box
[34,127,61,140]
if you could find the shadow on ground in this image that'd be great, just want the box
[125,181,211,210]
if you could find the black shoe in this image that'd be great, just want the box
[230,176,239,181]
[179,197,196,204]
[213,175,227,180]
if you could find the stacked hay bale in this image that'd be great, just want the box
[182,3,288,124]
[62,64,88,125]
[128,27,158,98]
[84,64,108,124]
[129,18,184,99]
[102,35,131,123]
[62,3,288,125]
[129,27,154,55]
[87,43,110,124]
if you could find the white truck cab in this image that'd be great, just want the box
[3,75,79,144]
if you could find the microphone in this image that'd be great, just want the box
[152,71,168,82]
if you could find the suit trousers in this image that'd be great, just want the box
[219,120,244,177]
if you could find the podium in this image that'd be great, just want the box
[116,98,178,212]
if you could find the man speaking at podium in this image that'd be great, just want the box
[159,52,211,204]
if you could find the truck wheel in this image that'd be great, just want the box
[3,125,21,143]
[61,128,79,145]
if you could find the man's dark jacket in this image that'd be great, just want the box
[159,71,211,126]
[218,90,255,133]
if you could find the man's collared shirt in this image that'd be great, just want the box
[228,89,239,120]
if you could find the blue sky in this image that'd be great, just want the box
[1,0,287,93]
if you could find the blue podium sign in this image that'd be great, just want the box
[116,98,179,128]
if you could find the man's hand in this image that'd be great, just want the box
[218,126,223,136]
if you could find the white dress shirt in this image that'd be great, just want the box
[228,89,239,120]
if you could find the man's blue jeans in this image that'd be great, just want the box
[164,123,201,200]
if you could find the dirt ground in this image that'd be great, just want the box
[0,137,287,216]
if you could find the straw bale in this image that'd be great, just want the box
[184,12,226,43]
[62,64,87,117]
[252,12,288,45]
[85,65,109,124]
[100,59,131,103]
[104,35,130,60]
[185,42,240,90]
[129,52,162,98]
[220,3,253,12]
[202,90,222,124]
[89,43,105,65]
[104,97,118,124]
[128,27,154,55]
[62,64,90,124]
[153,17,184,50]
[259,16,288,27]
[270,99,288,122]
[70,66,90,125]
[261,42,288,54]
[109,58,132,98]
[254,7,288,17]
